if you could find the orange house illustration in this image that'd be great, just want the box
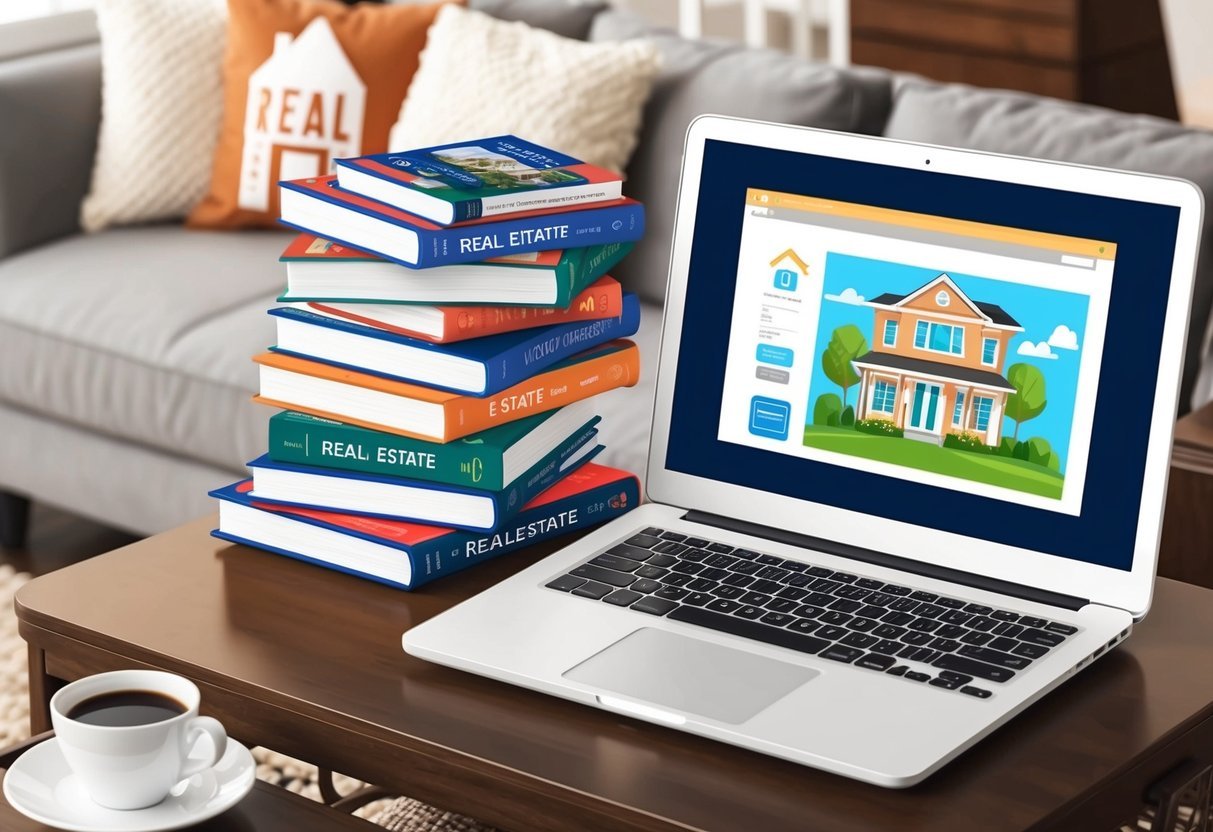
[852,274,1022,446]
[238,18,366,214]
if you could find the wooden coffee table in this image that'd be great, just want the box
[14,518,1213,831]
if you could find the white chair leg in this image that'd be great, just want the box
[678,0,704,39]
[743,0,768,49]
[827,0,850,66]
[791,0,813,60]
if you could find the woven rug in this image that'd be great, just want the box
[0,565,494,831]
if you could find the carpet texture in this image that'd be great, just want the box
[0,565,494,830]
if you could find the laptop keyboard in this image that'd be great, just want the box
[546,527,1080,699]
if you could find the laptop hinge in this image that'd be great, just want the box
[682,510,1090,612]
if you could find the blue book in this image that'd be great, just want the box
[270,293,641,396]
[277,175,644,269]
[210,462,641,590]
[244,423,602,533]
[334,136,623,225]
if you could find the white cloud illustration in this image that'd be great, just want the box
[823,287,865,305]
[1017,340,1058,360]
[1047,324,1079,351]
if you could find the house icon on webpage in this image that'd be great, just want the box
[238,17,366,213]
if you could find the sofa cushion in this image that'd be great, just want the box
[471,0,605,40]
[883,78,1213,411]
[590,9,893,304]
[0,227,289,474]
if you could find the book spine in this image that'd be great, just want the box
[444,342,641,441]
[415,202,645,268]
[408,476,641,589]
[440,280,623,342]
[452,200,481,223]
[497,426,600,517]
[479,294,640,395]
[268,413,505,489]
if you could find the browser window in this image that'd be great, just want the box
[717,188,1116,517]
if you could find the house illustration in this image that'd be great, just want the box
[852,274,1021,445]
[237,17,366,213]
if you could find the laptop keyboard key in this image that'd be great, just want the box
[713,585,745,599]
[706,599,741,614]
[960,686,992,699]
[547,575,585,592]
[761,612,795,627]
[731,549,760,560]
[667,606,829,656]
[757,554,784,565]
[958,645,1031,669]
[933,654,1016,683]
[929,676,964,690]
[904,671,930,682]
[571,581,613,599]
[663,573,693,587]
[733,605,765,620]
[608,544,654,562]
[659,531,687,542]
[626,534,661,548]
[707,543,735,554]
[788,619,822,634]
[750,579,783,595]
[873,624,906,640]
[570,564,636,588]
[603,589,644,607]
[1046,622,1078,635]
[630,595,678,617]
[684,592,713,607]
[654,586,689,601]
[764,598,799,613]
[816,625,848,641]
[646,554,678,568]
[630,578,662,594]
[684,537,710,548]
[1019,628,1065,647]
[653,541,689,556]
[740,592,773,606]
[886,664,909,676]
[841,632,877,649]
[590,554,642,573]
[687,578,719,592]
[881,584,911,596]
[821,645,864,663]
[991,610,1019,621]
[855,653,896,670]
[1013,641,1049,659]
[989,636,1020,653]
[872,640,903,655]
[634,565,669,580]
[960,630,994,645]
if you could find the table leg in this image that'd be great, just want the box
[27,646,56,734]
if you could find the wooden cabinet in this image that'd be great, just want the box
[851,0,1179,118]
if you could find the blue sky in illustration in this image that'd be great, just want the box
[804,253,1092,472]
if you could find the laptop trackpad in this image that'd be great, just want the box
[563,628,818,725]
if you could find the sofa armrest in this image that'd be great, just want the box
[0,42,101,259]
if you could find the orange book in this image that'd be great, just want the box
[304,276,624,343]
[254,340,639,443]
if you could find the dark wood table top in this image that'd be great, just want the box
[15,517,1213,832]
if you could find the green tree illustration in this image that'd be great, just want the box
[1004,362,1047,442]
[821,324,868,409]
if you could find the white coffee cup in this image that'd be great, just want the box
[49,670,228,810]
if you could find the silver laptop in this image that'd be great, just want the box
[403,116,1203,786]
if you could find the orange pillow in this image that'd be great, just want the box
[188,0,455,229]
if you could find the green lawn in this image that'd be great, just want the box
[802,425,1064,500]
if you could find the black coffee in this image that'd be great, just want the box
[66,690,187,727]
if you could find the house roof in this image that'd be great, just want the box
[867,279,1022,328]
[853,351,1017,392]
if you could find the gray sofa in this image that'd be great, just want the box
[2,0,1213,539]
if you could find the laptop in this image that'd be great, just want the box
[403,116,1203,786]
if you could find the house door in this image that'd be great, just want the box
[908,382,942,432]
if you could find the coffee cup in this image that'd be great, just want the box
[50,670,228,810]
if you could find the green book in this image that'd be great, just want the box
[267,405,601,492]
[278,235,633,309]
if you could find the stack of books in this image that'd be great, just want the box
[211,136,645,590]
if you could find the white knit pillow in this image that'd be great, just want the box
[389,5,659,173]
[80,0,227,232]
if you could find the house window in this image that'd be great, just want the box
[914,321,964,355]
[871,380,896,414]
[935,290,950,307]
[953,391,965,426]
[982,338,998,366]
[883,320,898,347]
[973,396,994,432]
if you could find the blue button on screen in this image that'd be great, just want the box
[755,344,794,367]
[749,396,791,440]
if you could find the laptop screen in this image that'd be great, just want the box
[665,139,1182,572]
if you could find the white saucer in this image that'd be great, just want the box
[3,737,255,832]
